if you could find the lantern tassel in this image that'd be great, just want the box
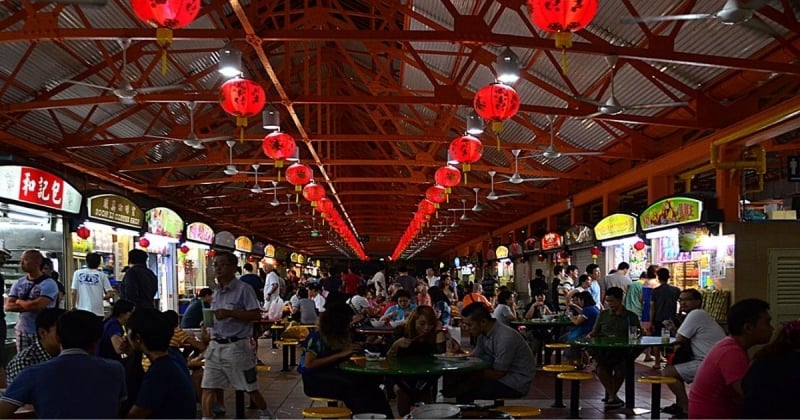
[295,193,299,203]
[236,117,248,143]
[277,169,282,182]
[156,28,173,76]
[494,130,502,151]
[554,32,573,75]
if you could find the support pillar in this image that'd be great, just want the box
[647,175,674,203]
[603,192,620,216]
[570,205,584,225]
[546,215,559,232]
[716,146,742,222]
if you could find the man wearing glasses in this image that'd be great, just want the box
[200,251,274,419]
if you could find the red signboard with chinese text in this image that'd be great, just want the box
[0,165,81,214]
[541,232,563,251]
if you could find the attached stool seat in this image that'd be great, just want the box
[301,406,353,419]
[638,376,678,419]
[256,364,271,373]
[270,324,286,349]
[545,343,571,365]
[542,364,577,408]
[275,339,299,372]
[496,406,542,418]
[310,397,340,408]
[557,372,595,419]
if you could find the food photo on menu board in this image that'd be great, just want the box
[145,208,183,239]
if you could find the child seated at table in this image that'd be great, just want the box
[380,290,416,325]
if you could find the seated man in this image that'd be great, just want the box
[589,286,640,410]
[0,310,127,418]
[5,308,65,384]
[443,302,535,402]
[660,289,725,417]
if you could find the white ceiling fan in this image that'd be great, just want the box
[146,102,230,149]
[486,170,524,201]
[621,0,778,36]
[575,56,689,119]
[498,149,560,184]
[528,116,605,160]
[471,187,483,212]
[446,198,471,220]
[63,39,189,106]
[226,164,283,194]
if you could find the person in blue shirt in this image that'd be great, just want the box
[181,287,213,329]
[380,290,416,324]
[126,308,196,419]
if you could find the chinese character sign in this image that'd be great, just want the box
[0,165,81,213]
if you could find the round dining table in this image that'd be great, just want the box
[572,336,676,415]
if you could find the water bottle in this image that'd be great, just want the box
[661,327,670,344]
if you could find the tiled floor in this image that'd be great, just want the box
[216,337,682,419]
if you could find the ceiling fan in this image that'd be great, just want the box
[498,149,560,184]
[575,56,689,119]
[471,187,483,212]
[528,117,604,160]
[621,0,778,36]
[146,102,230,149]
[63,39,188,105]
[445,199,471,220]
[486,170,524,201]
[226,164,282,194]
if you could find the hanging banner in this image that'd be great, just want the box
[541,232,563,251]
[594,213,637,241]
[87,194,143,230]
[145,207,183,239]
[186,222,214,245]
[641,197,703,232]
[214,231,235,249]
[264,244,276,258]
[235,236,253,253]
[0,165,82,214]
[564,225,595,248]
[495,245,509,259]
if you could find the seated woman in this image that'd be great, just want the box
[386,306,451,416]
[522,289,554,358]
[562,291,600,366]
[492,290,518,326]
[379,290,416,325]
[298,303,394,418]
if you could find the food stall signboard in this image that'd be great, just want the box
[88,194,143,230]
[495,245,509,259]
[641,197,703,232]
[541,232,563,251]
[186,222,214,244]
[0,165,82,214]
[290,252,298,263]
[235,236,253,253]
[564,225,595,247]
[297,254,306,264]
[214,231,235,249]
[145,207,184,239]
[594,213,637,241]
[264,244,276,258]
[524,237,541,252]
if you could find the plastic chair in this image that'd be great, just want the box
[638,375,678,419]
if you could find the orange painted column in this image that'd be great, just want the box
[546,214,559,231]
[716,148,742,222]
[648,175,674,203]
[603,192,620,216]
[571,206,584,225]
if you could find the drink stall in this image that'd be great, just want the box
[182,221,215,297]
[594,213,649,278]
[141,207,183,311]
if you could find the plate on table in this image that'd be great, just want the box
[434,353,470,360]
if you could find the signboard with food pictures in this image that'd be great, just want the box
[145,207,183,239]
[186,222,214,244]
[495,245,509,259]
[594,213,637,241]
[235,236,253,253]
[264,244,276,258]
[540,232,563,251]
[0,165,82,214]
[214,230,235,249]
[564,224,595,248]
[87,194,144,230]
[640,197,703,232]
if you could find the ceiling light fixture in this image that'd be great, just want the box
[218,42,242,78]
[495,46,520,85]
[262,104,280,131]
[466,110,484,135]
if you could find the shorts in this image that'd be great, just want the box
[673,359,702,383]
[201,339,260,392]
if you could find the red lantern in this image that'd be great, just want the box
[434,165,462,202]
[131,0,201,75]
[633,240,646,251]
[590,246,601,256]
[262,132,297,181]
[537,253,546,262]
[179,244,190,254]
[527,0,598,73]
[207,249,216,258]
[138,237,150,248]
[220,77,266,142]
[425,185,447,207]
[317,197,334,215]
[285,162,312,194]
[448,134,483,181]
[75,225,91,240]
[473,83,521,130]
[417,199,436,216]
[302,182,326,208]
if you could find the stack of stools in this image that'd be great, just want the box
[557,371,595,418]
[638,376,678,419]
[301,398,352,419]
[542,364,576,408]
[544,343,572,365]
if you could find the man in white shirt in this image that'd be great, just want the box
[262,263,281,304]
[425,268,439,288]
[348,286,371,314]
[308,283,326,313]
[661,288,726,417]
[603,262,632,303]
[71,252,113,317]
[367,266,387,298]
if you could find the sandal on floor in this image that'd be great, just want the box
[662,404,685,415]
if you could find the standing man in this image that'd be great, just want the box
[202,251,274,419]
[342,267,361,297]
[71,252,114,317]
[239,263,264,305]
[649,267,681,368]
[121,249,157,309]
[5,250,59,352]
[550,265,564,312]
[425,268,439,288]
[262,262,281,307]
[603,262,631,303]
[395,267,417,303]
[367,265,387,298]
[585,264,604,310]
[623,271,645,325]
[688,298,773,419]
[660,289,726,418]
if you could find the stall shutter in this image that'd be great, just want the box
[768,249,800,323]
[572,249,600,275]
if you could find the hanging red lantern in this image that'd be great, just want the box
[130,0,201,75]
[473,83,521,136]
[285,162,312,195]
[527,0,598,74]
[179,244,190,254]
[302,182,326,208]
[75,225,91,240]
[448,134,483,182]
[590,246,601,256]
[434,165,462,202]
[633,240,646,251]
[220,77,266,142]
[537,253,546,262]
[425,185,447,207]
[262,132,297,181]
[138,237,150,248]
[417,199,436,216]
[317,197,334,215]
[207,249,216,258]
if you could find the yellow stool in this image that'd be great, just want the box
[275,339,299,372]
[542,364,577,408]
[496,406,542,418]
[557,372,595,418]
[638,376,678,419]
[301,406,352,419]
[545,343,572,365]
[310,397,340,407]
[270,324,286,348]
